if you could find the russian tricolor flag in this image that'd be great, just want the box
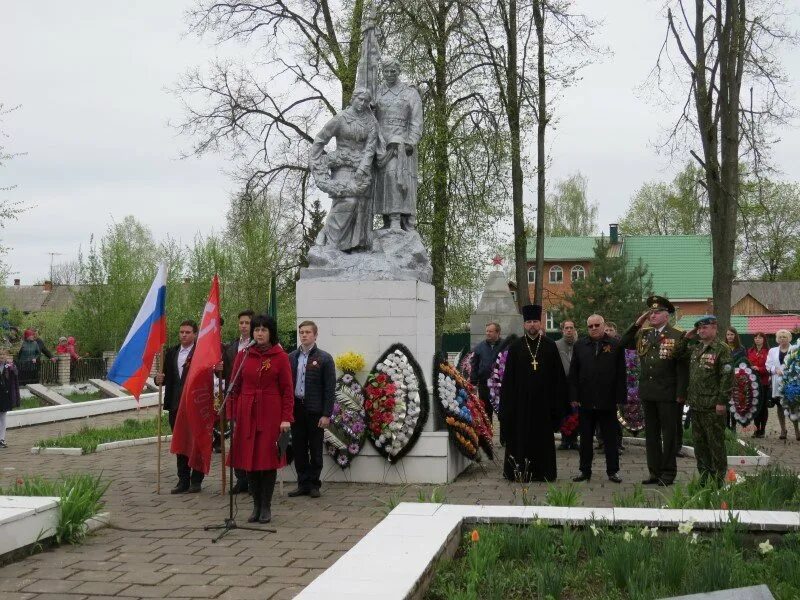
[108,264,167,399]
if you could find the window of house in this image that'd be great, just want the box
[549,265,563,284]
[571,265,585,282]
[527,267,536,284]
[546,313,555,331]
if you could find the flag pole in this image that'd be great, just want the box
[156,347,164,495]
[219,375,226,495]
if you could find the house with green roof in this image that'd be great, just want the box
[526,225,713,330]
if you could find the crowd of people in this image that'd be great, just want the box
[155,312,335,525]
[471,296,799,487]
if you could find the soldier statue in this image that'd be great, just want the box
[374,58,423,231]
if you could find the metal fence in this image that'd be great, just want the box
[70,358,107,383]
[16,359,58,385]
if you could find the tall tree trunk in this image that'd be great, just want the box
[508,0,530,308]
[430,0,450,344]
[533,2,546,306]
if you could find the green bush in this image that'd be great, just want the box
[0,473,108,545]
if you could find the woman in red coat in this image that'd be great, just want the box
[747,332,771,438]
[228,314,293,523]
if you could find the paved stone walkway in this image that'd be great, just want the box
[1,407,799,599]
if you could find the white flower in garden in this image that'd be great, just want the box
[639,527,650,538]
[735,473,746,484]
[758,540,773,554]
[640,526,658,538]
[677,520,695,535]
[690,533,699,545]
[623,531,632,542]
[650,527,658,538]
[590,524,602,537]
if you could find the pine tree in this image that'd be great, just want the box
[556,237,653,330]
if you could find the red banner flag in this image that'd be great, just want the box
[170,275,222,475]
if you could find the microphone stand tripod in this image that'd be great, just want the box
[205,346,275,542]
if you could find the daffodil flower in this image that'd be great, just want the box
[623,531,633,542]
[678,520,695,535]
[759,540,774,554]
[691,532,699,544]
[590,524,601,537]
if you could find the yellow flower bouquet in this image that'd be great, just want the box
[335,351,366,374]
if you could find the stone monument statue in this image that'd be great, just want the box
[302,1,431,283]
[373,58,423,231]
[309,89,377,252]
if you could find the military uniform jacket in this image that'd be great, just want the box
[687,339,733,411]
[620,323,690,403]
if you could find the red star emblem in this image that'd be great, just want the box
[491,255,504,266]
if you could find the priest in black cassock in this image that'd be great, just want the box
[500,304,567,482]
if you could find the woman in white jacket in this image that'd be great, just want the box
[766,329,800,440]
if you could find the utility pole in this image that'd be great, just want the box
[47,252,63,283]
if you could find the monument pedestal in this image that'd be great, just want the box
[294,279,470,483]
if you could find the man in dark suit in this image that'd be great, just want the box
[570,314,626,484]
[221,309,254,494]
[155,320,203,494]
[288,320,335,498]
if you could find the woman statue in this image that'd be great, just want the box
[309,88,378,252]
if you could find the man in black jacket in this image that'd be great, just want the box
[221,310,254,494]
[469,322,502,421]
[569,314,626,484]
[155,320,203,494]
[288,320,335,498]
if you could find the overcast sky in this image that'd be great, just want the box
[2,1,798,284]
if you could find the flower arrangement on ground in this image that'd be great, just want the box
[434,353,493,461]
[618,349,645,434]
[324,352,368,468]
[364,344,429,462]
[560,406,579,438]
[729,359,759,425]
[781,348,800,422]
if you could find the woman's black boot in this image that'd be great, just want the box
[259,470,277,524]
[247,471,262,523]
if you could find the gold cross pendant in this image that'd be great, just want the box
[531,358,538,371]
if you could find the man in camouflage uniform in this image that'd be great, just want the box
[620,296,690,486]
[687,315,733,484]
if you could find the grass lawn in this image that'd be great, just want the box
[36,413,169,454]
[63,390,105,402]
[13,397,43,410]
[427,522,800,600]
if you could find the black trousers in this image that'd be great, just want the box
[168,409,204,485]
[579,407,619,476]
[478,380,493,421]
[676,402,685,450]
[643,401,679,483]
[292,400,324,491]
[754,383,771,432]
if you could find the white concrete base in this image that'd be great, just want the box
[26,384,72,406]
[0,496,59,558]
[620,436,770,467]
[30,435,172,456]
[88,378,130,398]
[296,279,437,432]
[8,392,160,429]
[279,431,471,485]
[297,503,800,600]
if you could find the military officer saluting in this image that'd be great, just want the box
[686,316,733,484]
[620,295,691,486]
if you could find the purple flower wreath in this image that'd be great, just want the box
[618,349,645,434]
